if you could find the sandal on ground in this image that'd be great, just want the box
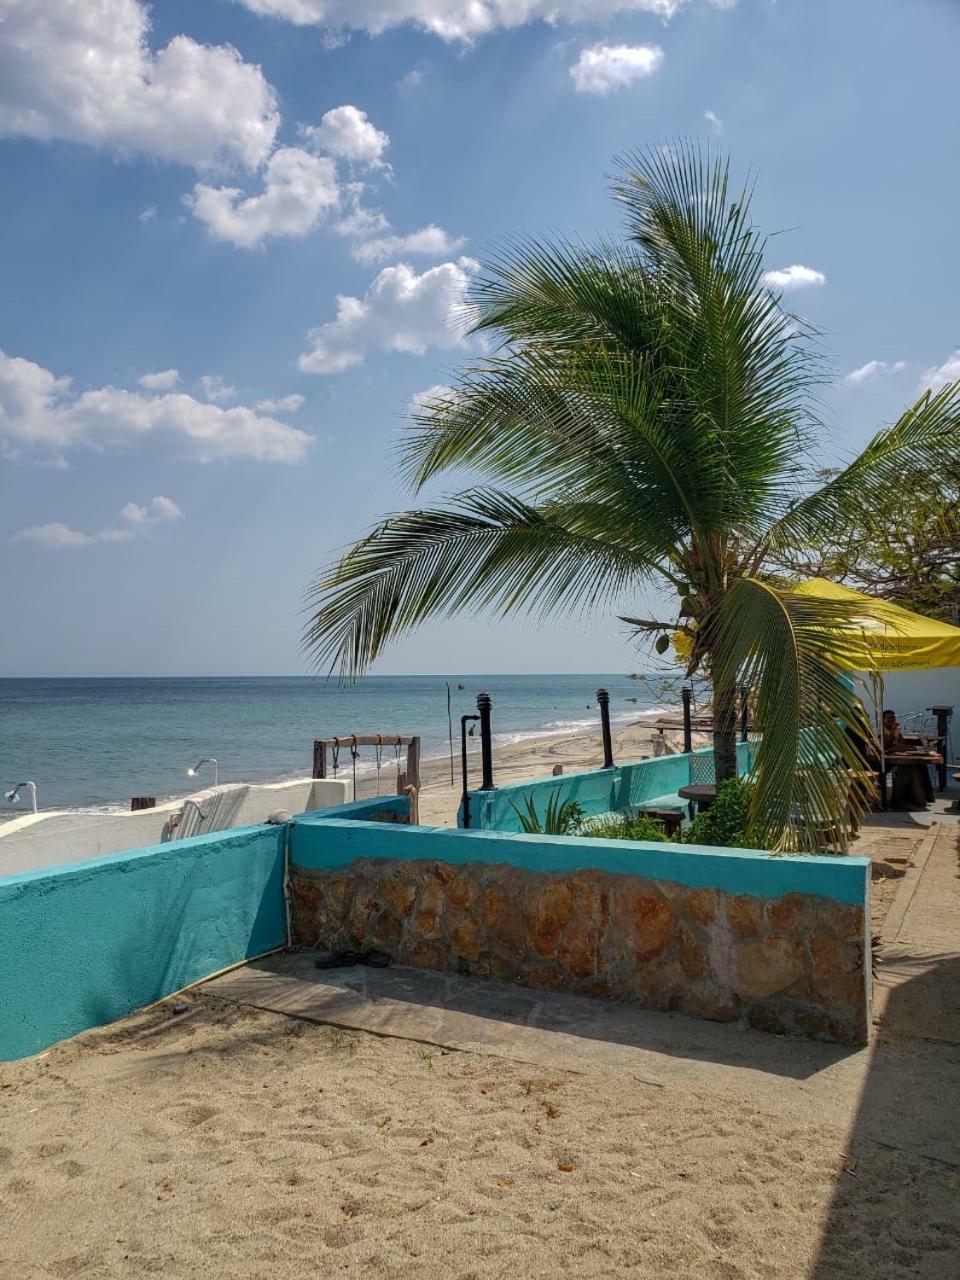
[314,949,364,969]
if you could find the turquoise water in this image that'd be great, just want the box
[0,674,670,813]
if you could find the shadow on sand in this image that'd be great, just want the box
[810,949,960,1278]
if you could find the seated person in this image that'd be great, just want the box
[883,709,934,806]
[883,709,908,753]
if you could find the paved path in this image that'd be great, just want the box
[207,822,960,1173]
[873,821,960,1046]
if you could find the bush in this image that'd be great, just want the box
[582,813,669,842]
[510,792,585,835]
[683,776,756,848]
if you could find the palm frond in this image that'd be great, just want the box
[302,488,657,679]
[761,381,960,557]
[710,577,878,850]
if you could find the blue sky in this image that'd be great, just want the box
[1,0,958,676]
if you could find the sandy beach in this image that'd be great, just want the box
[354,716,701,828]
[1,981,954,1280]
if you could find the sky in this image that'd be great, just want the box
[1,0,958,677]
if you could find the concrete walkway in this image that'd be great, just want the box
[206,823,960,1173]
[873,819,960,1045]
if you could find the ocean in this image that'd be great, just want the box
[0,674,671,814]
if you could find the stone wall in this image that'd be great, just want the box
[290,857,868,1044]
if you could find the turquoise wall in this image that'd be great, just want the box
[298,793,410,824]
[460,743,756,832]
[290,817,869,906]
[0,824,286,1062]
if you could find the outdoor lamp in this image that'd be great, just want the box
[187,757,219,787]
[5,781,38,813]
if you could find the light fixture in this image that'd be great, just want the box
[186,757,219,787]
[5,781,38,813]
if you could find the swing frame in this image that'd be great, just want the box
[312,735,421,815]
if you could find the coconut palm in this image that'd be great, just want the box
[304,144,960,849]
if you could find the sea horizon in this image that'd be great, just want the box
[1,673,675,815]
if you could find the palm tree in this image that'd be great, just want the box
[304,144,960,849]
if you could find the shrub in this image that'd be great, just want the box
[683,777,757,848]
[510,792,585,835]
[581,813,669,842]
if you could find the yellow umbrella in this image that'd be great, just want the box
[790,578,960,672]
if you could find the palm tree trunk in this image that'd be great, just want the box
[711,671,739,784]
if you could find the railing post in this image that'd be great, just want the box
[597,687,614,768]
[681,685,693,755]
[476,691,496,791]
[312,740,326,779]
[739,685,749,743]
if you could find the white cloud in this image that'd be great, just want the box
[298,257,478,374]
[233,1,711,41]
[0,349,311,463]
[570,44,665,95]
[301,105,390,168]
[0,0,279,170]
[920,350,960,394]
[704,109,723,133]
[12,495,183,550]
[352,224,467,264]
[410,383,457,415]
[139,205,158,223]
[138,369,180,392]
[761,264,826,291]
[198,375,237,403]
[333,183,390,238]
[844,359,907,386]
[255,394,305,413]
[399,69,424,89]
[187,146,340,249]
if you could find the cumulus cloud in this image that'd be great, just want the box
[844,359,907,386]
[704,109,723,133]
[410,383,457,415]
[187,147,340,248]
[352,224,467,264]
[233,1,708,40]
[301,105,390,168]
[298,258,478,374]
[761,264,826,291]
[0,0,279,170]
[138,369,180,392]
[198,375,237,403]
[920,350,960,394]
[12,496,184,550]
[0,349,311,463]
[255,394,305,413]
[570,43,664,94]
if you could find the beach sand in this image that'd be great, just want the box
[349,717,699,827]
[1,989,951,1280]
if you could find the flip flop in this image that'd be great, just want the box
[314,949,363,969]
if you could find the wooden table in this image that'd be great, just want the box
[678,784,717,816]
[883,751,942,809]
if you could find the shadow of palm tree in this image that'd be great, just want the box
[810,949,960,1277]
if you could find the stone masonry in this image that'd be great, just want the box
[290,858,869,1044]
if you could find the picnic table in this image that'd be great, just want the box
[884,750,943,808]
[678,783,717,816]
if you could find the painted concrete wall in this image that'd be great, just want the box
[0,824,286,1062]
[882,670,958,729]
[460,743,757,833]
[290,816,867,904]
[0,777,348,878]
[289,819,871,1043]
